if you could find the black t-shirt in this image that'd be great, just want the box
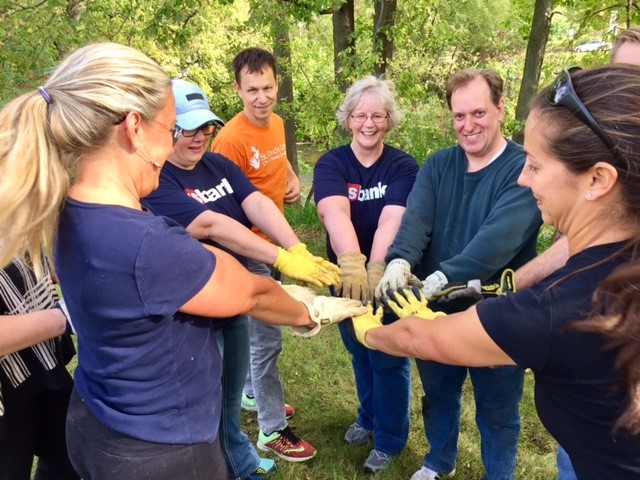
[477,242,640,479]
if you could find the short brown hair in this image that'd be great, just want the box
[445,69,503,110]
[611,27,640,61]
[232,48,277,84]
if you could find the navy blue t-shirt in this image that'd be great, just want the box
[143,152,257,265]
[477,242,640,478]
[55,199,219,444]
[313,144,418,262]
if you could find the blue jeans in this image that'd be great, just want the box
[243,261,287,435]
[417,361,523,480]
[556,444,577,480]
[216,316,260,480]
[338,312,411,455]
[66,389,228,480]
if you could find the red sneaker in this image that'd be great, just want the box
[257,426,316,462]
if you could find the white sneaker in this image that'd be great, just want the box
[410,466,456,480]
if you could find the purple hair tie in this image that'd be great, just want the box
[38,86,52,105]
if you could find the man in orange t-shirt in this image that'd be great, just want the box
[211,48,316,464]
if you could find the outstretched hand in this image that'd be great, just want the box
[350,304,384,349]
[281,284,367,338]
[274,245,341,287]
[382,287,447,321]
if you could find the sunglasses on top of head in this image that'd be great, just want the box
[546,67,620,161]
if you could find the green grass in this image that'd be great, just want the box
[238,326,558,479]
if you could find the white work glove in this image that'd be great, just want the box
[374,258,412,300]
[421,270,448,299]
[281,284,368,338]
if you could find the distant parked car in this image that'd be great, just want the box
[575,40,609,53]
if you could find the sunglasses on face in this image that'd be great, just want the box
[546,67,618,159]
[179,122,219,138]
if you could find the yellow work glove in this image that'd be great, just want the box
[281,284,368,338]
[286,243,341,285]
[383,287,447,320]
[366,261,386,305]
[336,252,369,303]
[351,304,384,348]
[274,247,339,287]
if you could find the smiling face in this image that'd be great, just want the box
[235,66,278,127]
[169,124,212,170]
[348,92,389,153]
[518,111,582,230]
[450,76,505,163]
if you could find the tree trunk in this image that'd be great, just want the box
[373,0,396,77]
[332,0,355,92]
[274,13,299,179]
[513,0,554,144]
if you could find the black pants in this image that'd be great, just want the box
[0,382,79,480]
[66,388,228,480]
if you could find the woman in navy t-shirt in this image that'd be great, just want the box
[314,75,419,474]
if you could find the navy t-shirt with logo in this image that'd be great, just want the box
[143,152,257,265]
[313,144,418,262]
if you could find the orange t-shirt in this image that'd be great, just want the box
[211,112,288,240]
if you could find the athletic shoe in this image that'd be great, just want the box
[241,393,295,419]
[247,458,277,479]
[241,393,258,412]
[363,449,396,474]
[409,466,456,480]
[344,422,372,446]
[257,426,316,462]
[284,403,295,419]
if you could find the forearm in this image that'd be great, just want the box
[187,213,279,265]
[369,206,405,262]
[365,309,515,366]
[322,214,360,255]
[515,235,568,288]
[180,245,313,328]
[243,194,299,249]
[0,309,67,356]
[247,276,313,327]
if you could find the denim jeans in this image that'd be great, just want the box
[417,361,523,480]
[243,260,287,435]
[556,444,577,480]
[66,389,228,480]
[216,316,260,480]
[338,311,411,455]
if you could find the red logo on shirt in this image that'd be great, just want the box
[347,182,387,202]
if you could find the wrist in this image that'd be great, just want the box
[388,258,410,269]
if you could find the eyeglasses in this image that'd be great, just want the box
[349,113,389,125]
[179,122,219,138]
[113,114,182,145]
[150,119,182,145]
[546,67,618,159]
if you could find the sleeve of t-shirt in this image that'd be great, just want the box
[383,152,419,207]
[313,150,349,202]
[135,217,216,317]
[142,171,207,229]
[476,287,552,371]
